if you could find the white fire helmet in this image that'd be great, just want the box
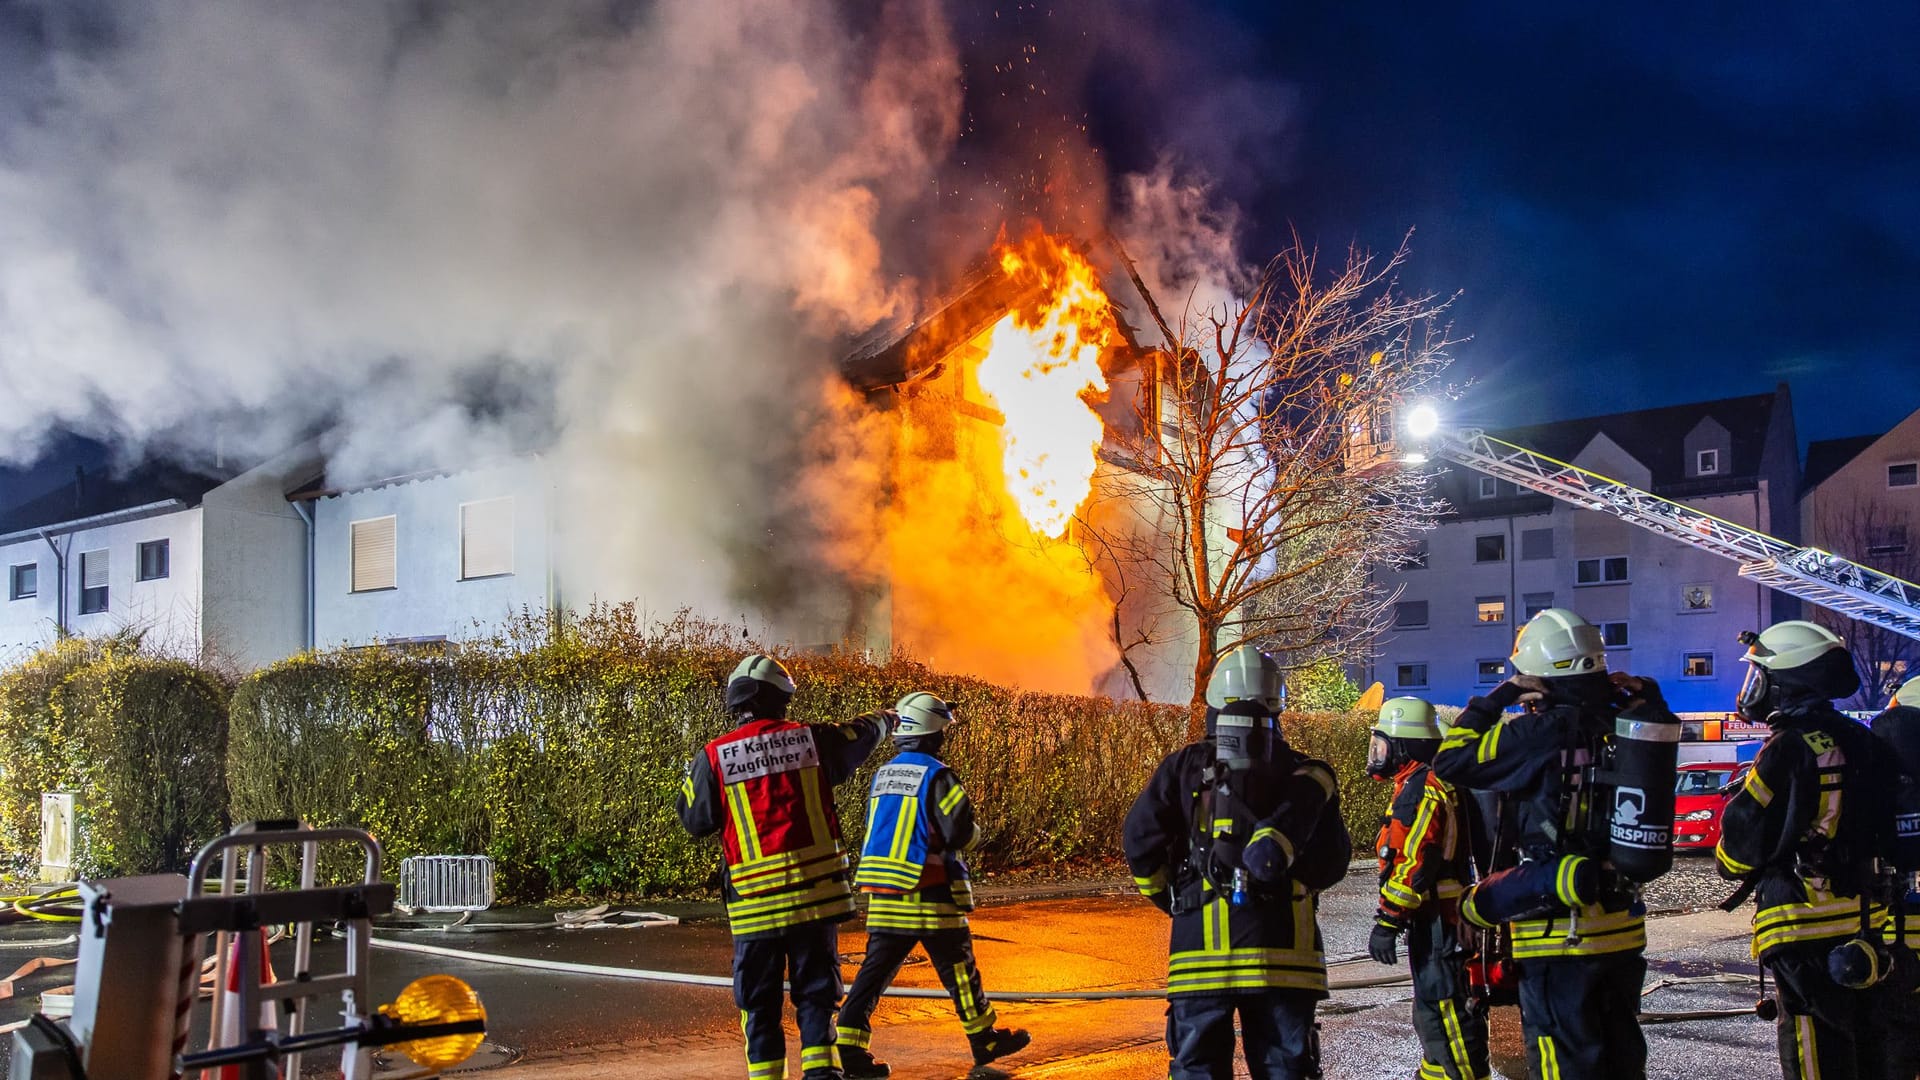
[1205,645,1286,712]
[1742,620,1845,672]
[894,691,954,738]
[1509,608,1608,678]
[729,654,796,695]
[1895,678,1920,710]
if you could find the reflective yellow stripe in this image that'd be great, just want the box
[1510,907,1645,959]
[1715,842,1755,877]
[1797,1013,1820,1079]
[888,794,918,861]
[800,768,834,856]
[1440,998,1473,1078]
[725,878,858,936]
[1250,826,1296,866]
[1166,946,1329,995]
[746,1059,785,1080]
[730,842,850,897]
[1477,722,1504,764]
[836,1025,871,1049]
[682,774,696,805]
[1419,1061,1449,1080]
[727,783,763,860]
[1296,762,1337,798]
[800,1045,839,1073]
[865,893,971,932]
[1753,893,1863,956]
[1538,1036,1561,1080]
[1134,869,1169,894]
[1384,791,1439,910]
[938,782,967,816]
[1743,767,1775,807]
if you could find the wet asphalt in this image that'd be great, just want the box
[0,857,1778,1078]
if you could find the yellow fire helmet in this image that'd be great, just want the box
[1373,696,1441,740]
[1509,608,1607,677]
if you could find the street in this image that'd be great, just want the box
[0,860,1778,1078]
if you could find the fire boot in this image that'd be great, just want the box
[839,1046,891,1080]
[969,1027,1032,1067]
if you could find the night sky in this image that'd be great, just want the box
[950,1,1920,446]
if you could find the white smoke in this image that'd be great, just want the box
[0,0,960,624]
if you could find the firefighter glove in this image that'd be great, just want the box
[1369,914,1405,966]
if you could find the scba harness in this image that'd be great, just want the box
[1179,711,1292,911]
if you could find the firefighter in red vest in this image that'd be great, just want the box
[678,654,891,1080]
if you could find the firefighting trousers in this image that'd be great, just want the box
[1164,990,1319,1080]
[836,928,997,1046]
[734,920,844,1080]
[1767,942,1888,1080]
[1880,982,1920,1080]
[1515,951,1647,1080]
[1407,916,1489,1080]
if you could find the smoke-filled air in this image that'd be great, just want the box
[0,0,1250,699]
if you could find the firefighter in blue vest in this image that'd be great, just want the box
[834,691,1030,1079]
[1367,696,1489,1080]
[678,654,891,1080]
[1432,608,1676,1080]
[1123,645,1353,1080]
[1717,622,1893,1080]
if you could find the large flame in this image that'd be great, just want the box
[973,235,1115,538]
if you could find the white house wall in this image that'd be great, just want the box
[0,508,204,661]
[201,448,318,670]
[312,463,550,647]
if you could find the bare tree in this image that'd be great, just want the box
[1808,496,1920,710]
[1088,234,1453,730]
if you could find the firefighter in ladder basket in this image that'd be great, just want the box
[1123,644,1352,1080]
[1717,622,1900,1080]
[1431,608,1680,1080]
[678,654,891,1080]
[1367,696,1490,1080]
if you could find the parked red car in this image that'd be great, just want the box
[1673,761,1750,850]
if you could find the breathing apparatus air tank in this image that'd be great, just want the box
[1212,711,1262,906]
[1604,712,1681,882]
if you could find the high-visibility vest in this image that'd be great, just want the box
[855,752,954,894]
[707,719,850,897]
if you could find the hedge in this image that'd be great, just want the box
[0,637,230,879]
[225,608,1382,901]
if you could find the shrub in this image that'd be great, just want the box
[0,636,230,878]
[1279,710,1389,853]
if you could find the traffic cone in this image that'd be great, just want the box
[208,929,277,1080]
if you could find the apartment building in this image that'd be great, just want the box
[1368,388,1801,714]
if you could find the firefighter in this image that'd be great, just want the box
[1123,645,1353,1080]
[834,691,1030,1079]
[1715,622,1895,1079]
[1366,696,1489,1080]
[678,654,891,1080]
[1872,676,1920,1080]
[1431,608,1676,1080]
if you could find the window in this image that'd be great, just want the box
[1600,621,1630,648]
[137,539,170,581]
[1476,659,1506,684]
[1523,591,1555,620]
[7,563,34,601]
[1475,534,1506,563]
[460,497,515,579]
[1521,528,1554,560]
[1868,525,1910,558]
[1696,448,1720,475]
[1405,540,1429,571]
[79,550,108,615]
[1890,463,1918,489]
[1576,556,1630,585]
[1475,596,1507,624]
[1393,601,1429,629]
[1683,652,1714,678]
[350,516,398,593]
[1477,476,1499,500]
[1396,663,1429,689]
[1681,583,1714,612]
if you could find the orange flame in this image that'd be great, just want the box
[973,235,1115,538]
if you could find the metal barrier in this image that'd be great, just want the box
[399,855,496,913]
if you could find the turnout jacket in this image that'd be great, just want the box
[1716,702,1889,959]
[1122,733,1352,997]
[1376,761,1473,922]
[1432,688,1677,961]
[855,749,983,934]
[678,712,887,940]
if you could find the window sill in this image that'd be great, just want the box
[458,572,516,582]
[136,576,170,583]
[1394,624,1430,631]
[350,586,399,594]
[1574,581,1630,588]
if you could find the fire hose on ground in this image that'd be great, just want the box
[365,934,1765,1021]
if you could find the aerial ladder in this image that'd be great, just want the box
[1414,426,1920,643]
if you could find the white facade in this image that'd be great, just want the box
[309,461,552,648]
[0,505,204,662]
